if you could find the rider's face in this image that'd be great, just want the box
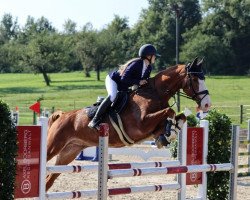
[151,55,156,64]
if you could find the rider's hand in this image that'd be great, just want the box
[139,80,147,85]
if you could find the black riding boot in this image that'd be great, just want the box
[88,96,112,129]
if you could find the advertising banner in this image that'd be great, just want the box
[15,126,41,198]
[186,127,204,185]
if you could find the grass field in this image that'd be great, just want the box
[1,71,250,128]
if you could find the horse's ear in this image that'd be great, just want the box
[191,57,199,67]
[197,57,204,66]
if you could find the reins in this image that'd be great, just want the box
[184,70,209,105]
[138,65,209,107]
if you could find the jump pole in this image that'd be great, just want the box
[46,160,181,174]
[198,120,209,199]
[37,116,48,200]
[35,119,239,200]
[98,120,239,200]
[98,121,210,200]
[97,124,109,200]
[177,121,187,200]
[229,125,239,200]
[177,120,209,200]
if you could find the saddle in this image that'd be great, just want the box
[85,91,134,145]
[86,91,129,118]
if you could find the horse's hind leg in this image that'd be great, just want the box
[46,143,86,191]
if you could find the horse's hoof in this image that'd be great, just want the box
[155,138,163,149]
[155,135,170,148]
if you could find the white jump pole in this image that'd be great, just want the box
[37,116,48,200]
[198,120,209,199]
[178,121,187,200]
[248,119,250,173]
[229,125,239,200]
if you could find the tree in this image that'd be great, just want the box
[100,15,132,69]
[184,0,250,75]
[63,19,77,34]
[0,13,19,44]
[23,33,71,86]
[75,23,109,80]
[17,16,56,44]
[134,0,202,69]
[0,42,24,73]
[180,28,233,74]
[75,32,104,79]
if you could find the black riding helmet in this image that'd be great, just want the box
[138,44,161,58]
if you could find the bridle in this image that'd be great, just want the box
[178,69,209,105]
[145,64,209,107]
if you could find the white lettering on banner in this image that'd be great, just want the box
[190,130,198,182]
[21,129,32,194]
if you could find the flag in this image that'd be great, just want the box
[29,102,40,114]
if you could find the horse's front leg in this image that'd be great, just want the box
[140,107,176,133]
[166,113,187,141]
[154,113,187,148]
[175,113,187,131]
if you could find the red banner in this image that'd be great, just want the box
[15,126,41,198]
[186,127,204,185]
[29,101,40,114]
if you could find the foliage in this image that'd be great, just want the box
[180,31,233,74]
[0,100,18,200]
[181,0,250,75]
[0,13,19,44]
[75,29,105,78]
[22,32,74,85]
[186,114,198,127]
[205,109,232,200]
[170,110,232,199]
[135,0,202,69]
[1,1,250,77]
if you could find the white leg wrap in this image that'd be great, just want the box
[177,119,184,129]
[165,117,177,142]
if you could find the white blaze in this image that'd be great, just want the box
[198,79,211,111]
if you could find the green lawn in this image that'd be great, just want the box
[1,72,250,128]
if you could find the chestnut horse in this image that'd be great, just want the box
[46,58,211,190]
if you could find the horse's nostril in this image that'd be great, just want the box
[205,103,212,108]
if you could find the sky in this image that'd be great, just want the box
[0,0,149,31]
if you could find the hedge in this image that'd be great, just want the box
[170,110,231,199]
[0,100,18,200]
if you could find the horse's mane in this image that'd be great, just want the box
[154,65,184,78]
[134,65,185,98]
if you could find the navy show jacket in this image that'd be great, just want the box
[109,59,152,91]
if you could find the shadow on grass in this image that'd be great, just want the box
[211,76,249,79]
[54,85,105,90]
[1,87,45,94]
[1,85,105,94]
[52,79,102,83]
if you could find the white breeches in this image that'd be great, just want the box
[105,75,118,102]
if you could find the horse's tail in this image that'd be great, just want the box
[48,110,65,129]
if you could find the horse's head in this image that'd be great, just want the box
[181,57,211,112]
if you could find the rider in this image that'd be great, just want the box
[88,44,161,129]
